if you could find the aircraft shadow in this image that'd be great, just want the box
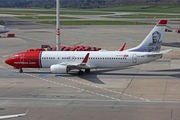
[68,68,137,84]
[148,69,180,72]
[22,68,180,84]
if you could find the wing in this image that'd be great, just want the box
[0,109,28,119]
[60,53,96,69]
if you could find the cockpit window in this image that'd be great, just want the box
[10,56,15,59]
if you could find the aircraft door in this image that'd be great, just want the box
[72,56,75,62]
[20,54,25,63]
[132,54,137,63]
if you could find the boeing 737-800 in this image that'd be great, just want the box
[5,20,171,75]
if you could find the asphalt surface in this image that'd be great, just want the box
[0,14,180,120]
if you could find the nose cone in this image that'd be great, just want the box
[5,58,11,65]
[6,28,9,32]
[7,28,9,32]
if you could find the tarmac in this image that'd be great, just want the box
[0,15,180,120]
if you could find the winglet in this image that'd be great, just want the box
[119,43,126,51]
[82,53,90,64]
[25,109,29,116]
[157,20,167,25]
[18,109,29,117]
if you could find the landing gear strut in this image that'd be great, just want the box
[66,67,71,73]
[19,68,23,73]
[78,70,84,75]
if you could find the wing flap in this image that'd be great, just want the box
[60,53,93,69]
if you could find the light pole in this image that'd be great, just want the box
[56,0,61,51]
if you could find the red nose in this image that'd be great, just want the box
[5,58,11,65]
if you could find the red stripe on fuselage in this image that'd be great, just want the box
[6,51,41,69]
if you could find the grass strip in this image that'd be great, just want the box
[36,20,155,25]
[83,6,180,13]
[1,10,113,15]
[0,20,5,25]
[14,16,83,19]
[103,14,180,19]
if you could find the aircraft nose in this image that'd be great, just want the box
[5,58,11,65]
[6,28,9,32]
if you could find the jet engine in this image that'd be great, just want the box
[50,64,67,73]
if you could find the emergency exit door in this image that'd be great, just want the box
[132,54,137,63]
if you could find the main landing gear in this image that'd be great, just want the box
[85,69,90,73]
[19,68,23,73]
[78,69,90,75]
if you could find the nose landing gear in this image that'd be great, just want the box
[19,68,23,73]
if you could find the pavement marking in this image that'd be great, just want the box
[0,73,4,75]
[2,55,9,57]
[15,35,68,46]
[39,74,47,76]
[107,37,118,40]
[15,35,55,45]
[55,74,62,76]
[0,97,180,103]
[9,73,18,76]
[27,68,150,102]
[0,67,121,101]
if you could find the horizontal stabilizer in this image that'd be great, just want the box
[148,49,172,56]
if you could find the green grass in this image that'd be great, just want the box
[103,14,180,19]
[0,10,113,15]
[36,21,155,25]
[2,6,180,14]
[78,6,180,13]
[14,16,83,19]
[0,12,35,15]
[171,20,180,21]
[0,21,5,25]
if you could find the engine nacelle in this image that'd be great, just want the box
[50,64,67,74]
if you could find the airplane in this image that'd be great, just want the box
[5,20,171,75]
[0,109,28,119]
[0,25,9,36]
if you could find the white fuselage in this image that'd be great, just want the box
[40,51,161,68]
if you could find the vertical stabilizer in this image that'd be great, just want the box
[126,20,167,52]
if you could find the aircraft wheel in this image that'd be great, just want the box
[85,69,90,73]
[78,70,84,75]
[19,68,23,73]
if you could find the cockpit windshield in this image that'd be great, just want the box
[10,56,15,59]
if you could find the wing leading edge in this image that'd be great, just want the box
[0,109,28,119]
[62,53,93,69]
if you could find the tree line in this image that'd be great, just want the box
[0,0,180,9]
